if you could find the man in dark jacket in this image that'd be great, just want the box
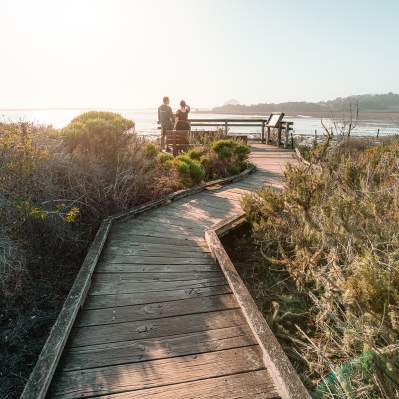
[158,96,174,149]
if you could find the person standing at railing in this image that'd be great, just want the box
[158,96,174,149]
[175,100,191,131]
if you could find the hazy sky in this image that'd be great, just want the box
[1,0,398,109]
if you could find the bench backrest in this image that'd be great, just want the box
[165,130,190,155]
[165,130,190,144]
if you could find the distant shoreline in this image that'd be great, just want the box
[195,110,399,123]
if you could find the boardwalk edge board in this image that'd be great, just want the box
[19,219,112,399]
[205,214,311,399]
[20,165,255,399]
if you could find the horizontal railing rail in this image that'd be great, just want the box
[157,117,294,146]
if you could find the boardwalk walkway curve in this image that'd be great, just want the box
[23,144,300,399]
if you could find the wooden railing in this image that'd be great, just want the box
[159,118,294,147]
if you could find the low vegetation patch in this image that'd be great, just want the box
[231,138,399,398]
[151,138,250,187]
[0,115,250,398]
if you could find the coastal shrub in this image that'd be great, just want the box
[174,155,205,187]
[186,147,204,160]
[156,151,174,163]
[241,138,399,397]
[144,142,159,159]
[211,139,235,158]
[62,111,135,163]
[171,139,250,185]
[201,139,250,179]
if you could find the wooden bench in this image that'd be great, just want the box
[165,130,190,156]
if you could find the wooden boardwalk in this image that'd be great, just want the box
[47,144,295,398]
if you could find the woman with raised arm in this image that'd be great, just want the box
[175,100,191,131]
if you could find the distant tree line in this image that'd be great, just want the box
[212,93,399,114]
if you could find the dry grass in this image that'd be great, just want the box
[240,138,399,398]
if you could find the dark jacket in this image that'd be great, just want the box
[158,104,174,130]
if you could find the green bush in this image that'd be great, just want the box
[211,139,234,159]
[174,155,205,187]
[186,147,204,160]
[202,139,250,179]
[156,152,174,163]
[62,111,135,162]
[144,143,159,159]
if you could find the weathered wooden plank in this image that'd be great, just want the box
[108,232,207,245]
[116,216,205,229]
[212,212,246,238]
[69,309,246,347]
[102,247,211,258]
[176,196,241,213]
[114,218,203,230]
[84,285,232,310]
[60,325,256,371]
[202,190,244,201]
[96,262,219,274]
[201,192,243,203]
[89,276,226,296]
[124,212,213,228]
[98,256,215,265]
[122,220,206,234]
[77,294,238,327]
[223,187,252,195]
[141,204,232,220]
[20,220,112,399]
[93,271,222,281]
[114,220,204,235]
[94,369,278,399]
[104,241,211,253]
[50,346,264,398]
[110,229,200,241]
[108,236,210,253]
[183,199,240,213]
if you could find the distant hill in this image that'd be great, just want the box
[223,99,240,106]
[212,93,399,114]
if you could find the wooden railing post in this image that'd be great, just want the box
[224,120,228,135]
[261,121,265,144]
[267,127,271,144]
[283,123,289,148]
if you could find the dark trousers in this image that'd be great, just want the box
[161,125,172,149]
